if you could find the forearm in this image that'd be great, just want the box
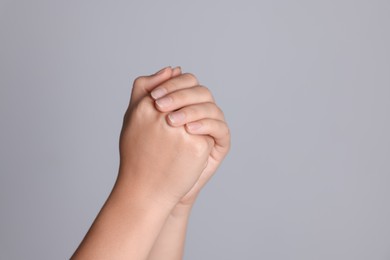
[71,173,175,260]
[147,204,193,260]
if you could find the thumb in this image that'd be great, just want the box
[130,67,173,104]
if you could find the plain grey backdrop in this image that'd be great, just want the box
[1,0,389,259]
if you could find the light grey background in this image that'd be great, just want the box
[1,0,389,259]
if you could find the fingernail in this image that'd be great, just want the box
[168,111,185,124]
[155,96,173,108]
[186,122,202,131]
[151,87,167,100]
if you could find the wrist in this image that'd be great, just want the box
[116,166,197,218]
[113,169,178,213]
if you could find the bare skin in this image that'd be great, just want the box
[71,67,230,260]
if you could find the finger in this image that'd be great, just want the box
[154,85,214,113]
[150,73,199,100]
[141,66,181,103]
[166,102,225,126]
[171,66,182,77]
[186,118,230,152]
[130,66,173,104]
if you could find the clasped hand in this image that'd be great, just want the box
[119,67,230,207]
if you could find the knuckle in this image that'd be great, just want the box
[211,103,224,117]
[223,124,231,137]
[171,90,184,101]
[166,80,178,91]
[198,85,214,101]
[135,96,155,116]
[218,106,224,116]
[185,106,198,117]
[222,125,231,148]
[182,73,199,86]
[133,76,147,88]
[206,136,215,149]
[218,119,230,136]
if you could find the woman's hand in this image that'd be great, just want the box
[118,67,215,206]
[149,71,231,206]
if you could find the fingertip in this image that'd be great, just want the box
[150,87,167,100]
[142,67,173,93]
[172,66,182,77]
[167,113,180,127]
[154,66,172,75]
[167,111,186,126]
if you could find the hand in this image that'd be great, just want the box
[150,71,231,206]
[118,67,215,206]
